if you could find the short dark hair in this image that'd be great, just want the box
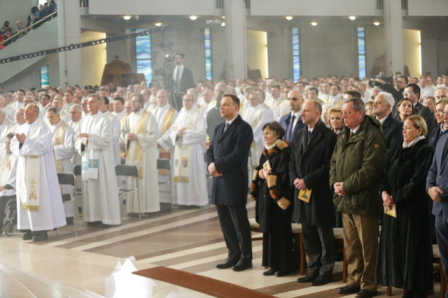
[42,94,50,100]
[64,90,73,96]
[424,96,435,104]
[262,121,285,140]
[114,97,125,105]
[397,75,408,84]
[344,90,361,99]
[131,93,144,105]
[175,52,185,59]
[100,96,109,105]
[223,94,240,108]
[309,87,319,94]
[406,83,421,99]
[271,84,281,90]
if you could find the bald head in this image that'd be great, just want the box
[287,90,304,113]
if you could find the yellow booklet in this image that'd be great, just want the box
[384,204,397,218]
[263,160,271,170]
[298,189,312,203]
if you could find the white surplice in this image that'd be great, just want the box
[122,109,160,213]
[113,110,126,122]
[75,113,121,225]
[50,120,76,218]
[101,110,122,186]
[69,118,83,210]
[159,105,208,206]
[154,104,179,204]
[11,119,66,231]
[265,94,290,121]
[0,117,13,153]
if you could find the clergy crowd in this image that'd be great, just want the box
[0,71,448,298]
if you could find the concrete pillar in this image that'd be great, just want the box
[383,0,404,74]
[58,0,82,87]
[224,0,247,81]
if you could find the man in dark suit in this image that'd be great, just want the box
[280,90,305,143]
[427,106,448,298]
[372,91,403,165]
[206,89,225,141]
[289,100,337,286]
[207,94,254,271]
[404,83,434,136]
[173,52,195,93]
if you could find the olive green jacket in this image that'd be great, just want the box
[329,116,386,218]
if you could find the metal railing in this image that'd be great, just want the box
[216,0,224,9]
[0,10,58,47]
[377,0,384,10]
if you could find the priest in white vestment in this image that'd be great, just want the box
[46,107,76,223]
[52,97,71,123]
[112,97,126,122]
[7,108,26,134]
[159,94,208,206]
[122,94,160,213]
[0,133,17,188]
[0,109,13,153]
[153,90,179,204]
[264,85,289,120]
[68,104,84,212]
[75,95,121,226]
[11,104,66,241]
[202,90,217,118]
[242,92,274,186]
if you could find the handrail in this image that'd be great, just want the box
[0,10,58,47]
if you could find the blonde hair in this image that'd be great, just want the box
[327,107,342,119]
[405,115,427,137]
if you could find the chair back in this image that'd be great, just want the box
[157,159,170,171]
[121,158,126,165]
[57,173,75,186]
[73,165,81,176]
[115,165,138,178]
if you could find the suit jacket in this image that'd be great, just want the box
[174,66,195,93]
[279,113,305,143]
[206,115,253,205]
[429,125,448,150]
[414,102,435,136]
[426,133,448,220]
[381,115,403,166]
[289,121,337,226]
[206,102,224,141]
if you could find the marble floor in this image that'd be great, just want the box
[0,201,442,297]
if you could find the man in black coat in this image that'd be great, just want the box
[404,83,435,136]
[207,94,254,271]
[372,91,403,165]
[279,90,305,143]
[289,100,337,285]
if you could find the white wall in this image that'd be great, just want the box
[247,30,268,79]
[420,29,439,77]
[408,0,448,16]
[438,30,448,75]
[365,26,386,77]
[267,28,290,80]
[0,0,35,30]
[88,0,215,16]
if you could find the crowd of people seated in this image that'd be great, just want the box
[1,69,448,298]
[0,1,57,49]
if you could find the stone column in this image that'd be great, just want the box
[383,0,404,74]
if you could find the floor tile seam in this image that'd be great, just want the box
[150,246,230,266]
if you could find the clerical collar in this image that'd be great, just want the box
[378,114,389,124]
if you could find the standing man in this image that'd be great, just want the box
[330,98,386,298]
[11,104,66,241]
[289,101,337,286]
[122,94,160,214]
[172,52,195,110]
[325,84,343,107]
[7,108,26,134]
[46,107,76,224]
[68,104,83,213]
[112,97,126,122]
[207,94,254,271]
[75,95,121,226]
[280,90,305,143]
[0,109,12,153]
[265,85,289,121]
[372,92,403,165]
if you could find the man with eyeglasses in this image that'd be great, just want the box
[435,87,448,103]
[159,94,208,207]
[403,83,435,136]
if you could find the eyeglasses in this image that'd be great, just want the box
[183,99,194,102]
[69,111,80,114]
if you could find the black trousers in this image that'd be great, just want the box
[435,214,448,298]
[301,223,335,276]
[216,204,252,260]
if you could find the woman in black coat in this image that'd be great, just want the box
[376,115,434,298]
[250,121,293,277]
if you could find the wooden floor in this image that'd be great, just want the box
[0,200,443,297]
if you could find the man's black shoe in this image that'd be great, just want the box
[66,217,74,225]
[263,267,278,276]
[22,231,32,240]
[232,259,252,271]
[354,289,378,298]
[32,231,48,242]
[86,221,102,227]
[275,270,289,277]
[297,272,319,283]
[216,258,238,269]
[311,275,333,286]
[336,285,361,294]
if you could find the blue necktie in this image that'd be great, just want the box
[286,115,295,141]
[308,130,312,144]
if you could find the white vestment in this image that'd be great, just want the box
[265,94,289,121]
[122,109,160,213]
[75,113,121,225]
[113,110,126,122]
[50,120,76,218]
[69,119,83,210]
[0,151,17,187]
[101,110,122,186]
[159,105,208,206]
[154,104,179,203]
[11,119,66,231]
[0,118,13,153]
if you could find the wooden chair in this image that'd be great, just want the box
[333,228,346,282]
[434,245,446,298]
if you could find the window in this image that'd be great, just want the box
[292,28,301,82]
[357,28,366,79]
[204,28,213,81]
[135,32,153,84]
[40,65,49,89]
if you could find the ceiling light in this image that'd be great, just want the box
[222,16,225,19]
[374,22,380,26]
[190,15,198,21]
[286,16,293,21]
[155,22,162,27]
[221,22,226,26]
[349,16,356,21]
[311,22,317,26]
[123,15,131,21]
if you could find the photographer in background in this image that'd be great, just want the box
[172,52,195,94]
[373,74,408,118]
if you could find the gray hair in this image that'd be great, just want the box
[24,95,34,101]
[266,79,275,86]
[47,106,59,115]
[343,97,365,113]
[70,104,82,113]
[187,88,199,98]
[216,83,227,93]
[436,86,448,92]
[377,91,395,113]
[244,86,254,93]
[249,92,260,101]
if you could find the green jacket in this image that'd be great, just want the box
[329,116,386,218]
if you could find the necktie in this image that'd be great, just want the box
[307,130,312,144]
[223,122,230,133]
[286,115,295,141]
